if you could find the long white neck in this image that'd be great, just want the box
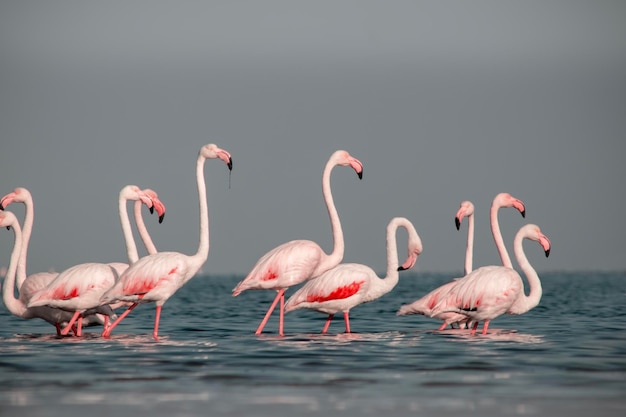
[16,194,34,290]
[491,202,513,268]
[464,213,474,275]
[368,218,417,300]
[193,152,210,266]
[3,218,29,318]
[315,158,344,274]
[134,201,158,255]
[508,230,543,314]
[119,194,139,264]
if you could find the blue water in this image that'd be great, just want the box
[1,271,625,417]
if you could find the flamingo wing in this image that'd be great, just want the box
[233,240,326,294]
[285,263,371,314]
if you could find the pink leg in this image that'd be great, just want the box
[481,320,490,335]
[61,311,81,336]
[255,289,285,335]
[153,305,162,340]
[321,315,334,334]
[278,292,285,337]
[470,321,479,336]
[343,312,351,333]
[76,317,83,337]
[102,303,139,337]
[438,322,447,331]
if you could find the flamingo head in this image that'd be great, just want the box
[0,210,18,230]
[454,200,475,230]
[331,150,363,179]
[142,189,166,223]
[494,192,526,218]
[202,144,233,171]
[0,187,31,210]
[398,223,424,271]
[525,224,552,258]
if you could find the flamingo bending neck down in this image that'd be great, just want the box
[25,186,165,336]
[232,150,363,336]
[100,144,233,340]
[285,217,423,334]
[429,224,551,335]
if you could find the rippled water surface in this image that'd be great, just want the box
[1,272,625,416]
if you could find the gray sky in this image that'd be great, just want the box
[1,1,625,278]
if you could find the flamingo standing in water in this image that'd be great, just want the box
[0,186,165,334]
[100,144,233,340]
[232,150,363,336]
[397,192,526,330]
[26,186,165,336]
[429,224,551,335]
[285,217,423,334]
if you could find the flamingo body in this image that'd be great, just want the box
[285,217,423,334]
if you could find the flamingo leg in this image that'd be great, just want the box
[437,322,447,331]
[321,314,334,334]
[255,289,285,335]
[470,321,479,336]
[278,292,285,337]
[55,323,62,336]
[481,320,490,335]
[76,316,83,337]
[343,312,351,333]
[153,305,162,340]
[102,303,139,337]
[61,311,81,336]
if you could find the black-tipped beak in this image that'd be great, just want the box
[397,266,407,271]
[521,209,526,218]
[149,206,154,215]
[0,204,5,211]
[159,213,165,224]
[357,170,363,180]
[455,217,461,230]
[5,226,10,231]
[545,248,550,257]
[227,157,233,171]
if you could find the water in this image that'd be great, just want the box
[1,271,625,417]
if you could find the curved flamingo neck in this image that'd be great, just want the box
[16,194,34,290]
[119,194,139,264]
[134,200,157,255]
[491,201,513,268]
[316,158,344,273]
[3,218,29,318]
[193,152,210,266]
[509,230,543,314]
[464,213,474,275]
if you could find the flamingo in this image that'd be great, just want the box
[396,201,475,328]
[397,192,526,330]
[232,150,363,336]
[429,224,551,335]
[285,217,423,334]
[26,186,164,336]
[0,186,164,334]
[100,144,233,340]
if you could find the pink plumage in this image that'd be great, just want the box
[285,217,423,334]
[232,150,363,336]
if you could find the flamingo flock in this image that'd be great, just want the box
[0,145,551,339]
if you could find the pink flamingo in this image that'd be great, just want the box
[397,192,526,330]
[285,217,423,334]
[100,144,232,340]
[26,186,164,336]
[232,150,363,336]
[429,224,551,335]
[396,201,475,328]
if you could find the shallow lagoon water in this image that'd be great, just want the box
[1,272,625,416]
